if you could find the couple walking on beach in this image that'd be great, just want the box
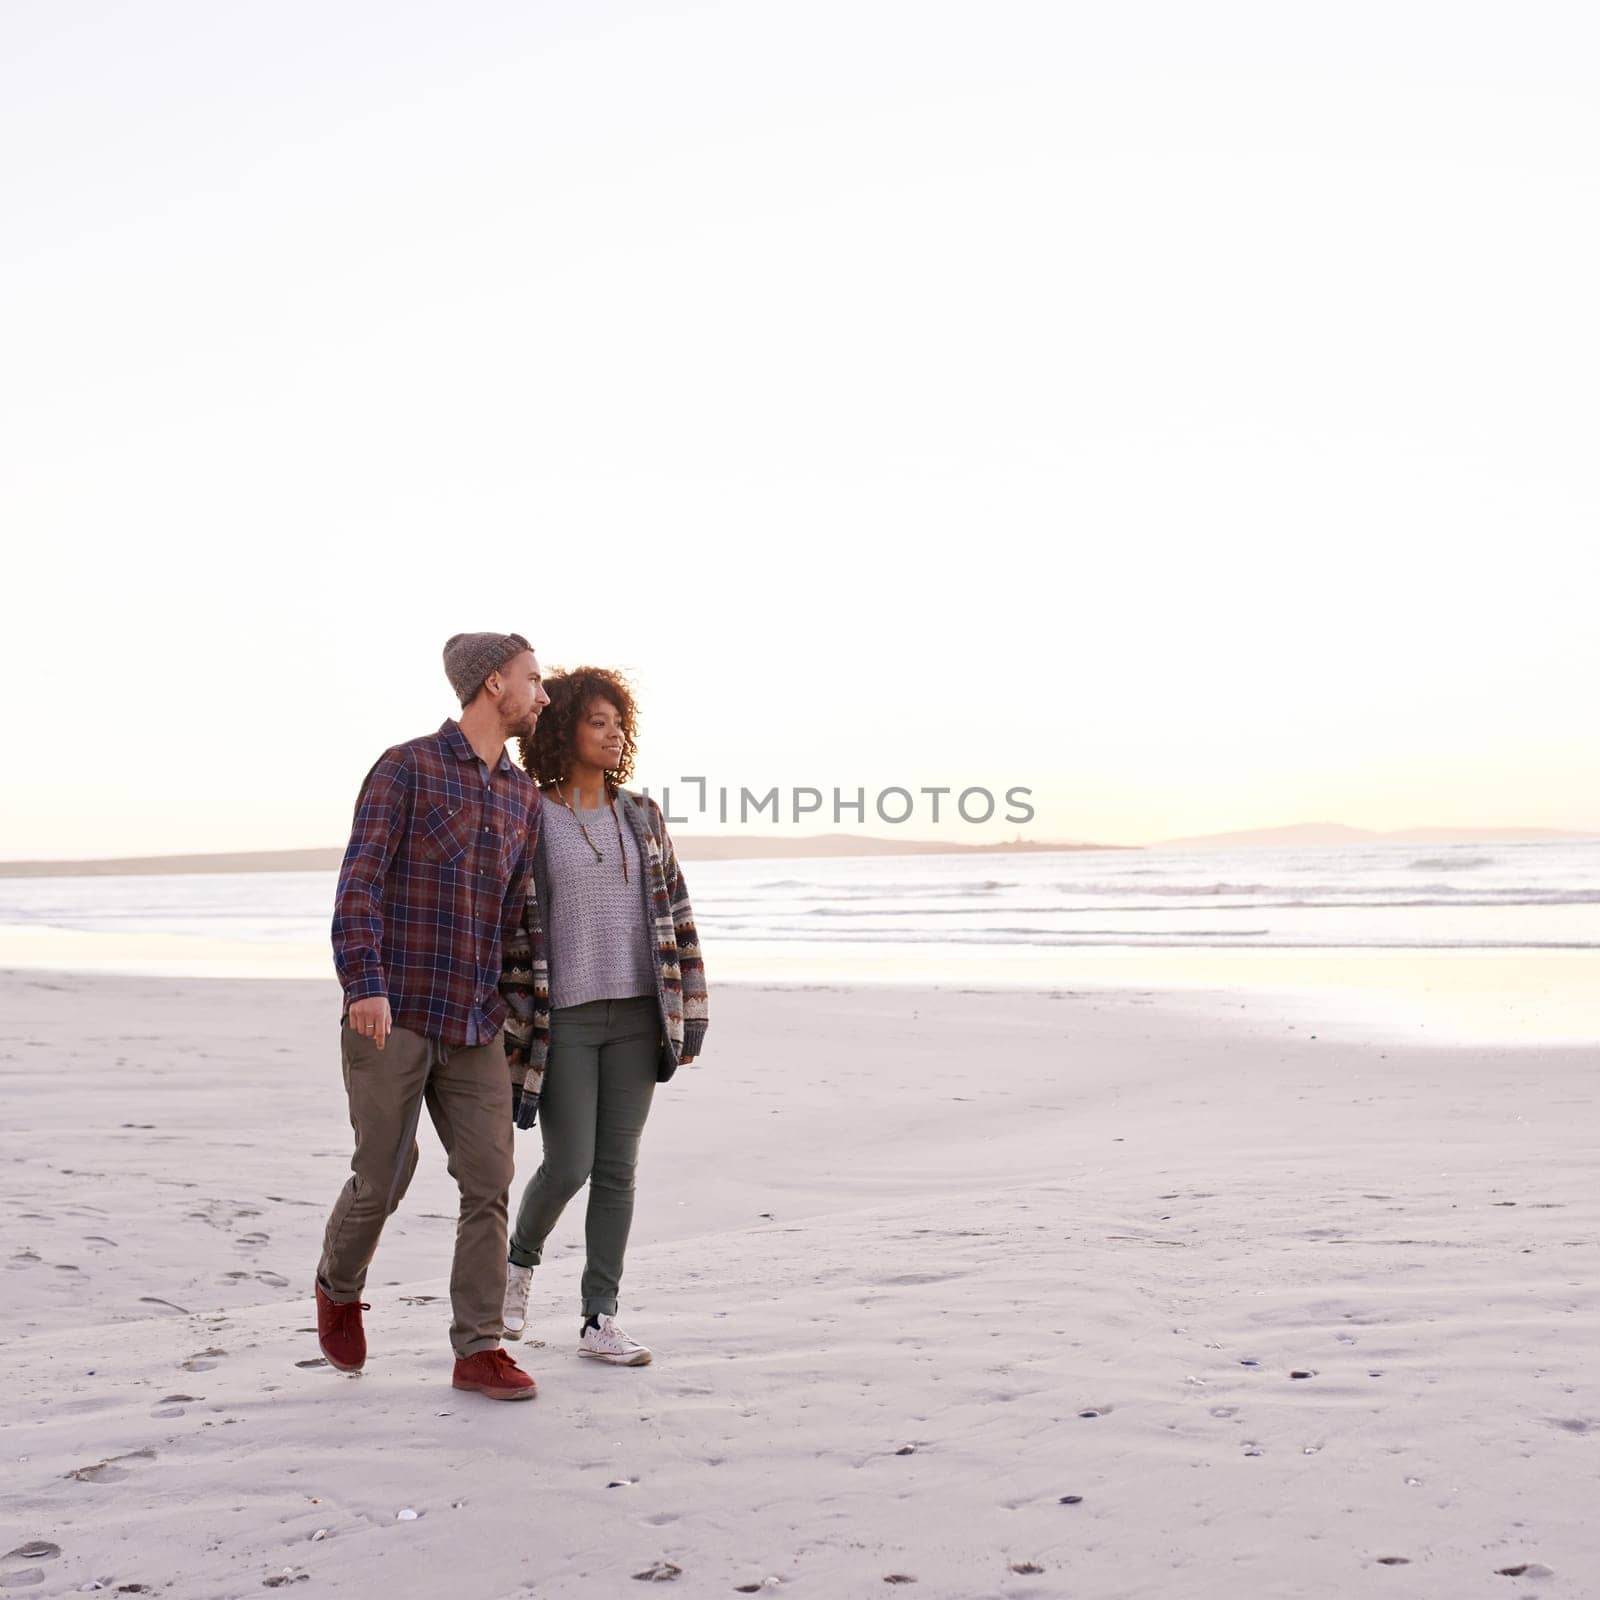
[317,632,709,1401]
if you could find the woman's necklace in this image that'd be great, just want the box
[552,780,630,882]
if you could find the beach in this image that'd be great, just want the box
[9,0,1598,1590]
[3,966,1595,1598]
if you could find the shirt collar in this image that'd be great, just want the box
[439,718,515,774]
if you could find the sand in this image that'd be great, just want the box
[1,969,1595,1598]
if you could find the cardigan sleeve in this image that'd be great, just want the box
[498,834,549,1079]
[647,796,708,1059]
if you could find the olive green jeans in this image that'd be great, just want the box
[508,995,659,1318]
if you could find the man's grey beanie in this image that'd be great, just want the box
[443,631,532,706]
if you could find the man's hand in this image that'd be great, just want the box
[347,996,393,1050]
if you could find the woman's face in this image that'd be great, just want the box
[574,696,626,774]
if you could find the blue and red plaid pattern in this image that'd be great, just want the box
[332,720,539,1046]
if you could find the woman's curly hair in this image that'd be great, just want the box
[517,665,639,791]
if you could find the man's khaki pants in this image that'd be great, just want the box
[318,1020,514,1358]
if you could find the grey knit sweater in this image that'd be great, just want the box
[541,797,657,1009]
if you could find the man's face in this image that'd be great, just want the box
[490,649,549,739]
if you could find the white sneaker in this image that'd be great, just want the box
[502,1264,533,1340]
[578,1313,652,1366]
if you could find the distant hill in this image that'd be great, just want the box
[0,835,1123,878]
[5,822,1591,877]
[1156,822,1600,850]
[0,847,349,879]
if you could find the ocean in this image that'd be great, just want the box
[691,838,1600,951]
[0,839,1594,973]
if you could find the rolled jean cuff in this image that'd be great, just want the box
[456,1333,503,1359]
[508,1242,540,1270]
[582,1295,619,1318]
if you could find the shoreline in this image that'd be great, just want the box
[1,938,1593,1049]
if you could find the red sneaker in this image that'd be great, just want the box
[453,1347,538,1401]
[315,1281,369,1372]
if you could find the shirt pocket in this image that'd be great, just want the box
[496,819,530,882]
[416,802,472,867]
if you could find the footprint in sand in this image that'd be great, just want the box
[182,1348,227,1372]
[151,1393,198,1419]
[3,1545,60,1564]
[66,1448,157,1484]
[1,1542,61,1591]
[138,1297,190,1315]
[235,1233,270,1251]
[255,1271,290,1288]
[56,1397,118,1418]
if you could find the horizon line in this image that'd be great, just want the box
[1,821,1595,878]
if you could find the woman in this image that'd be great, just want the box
[497,666,708,1367]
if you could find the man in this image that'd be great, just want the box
[318,631,550,1401]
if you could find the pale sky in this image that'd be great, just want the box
[3,0,1596,858]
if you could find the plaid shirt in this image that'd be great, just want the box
[331,720,539,1046]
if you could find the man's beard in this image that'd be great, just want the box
[504,703,539,740]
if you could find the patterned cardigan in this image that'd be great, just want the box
[499,786,708,1129]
